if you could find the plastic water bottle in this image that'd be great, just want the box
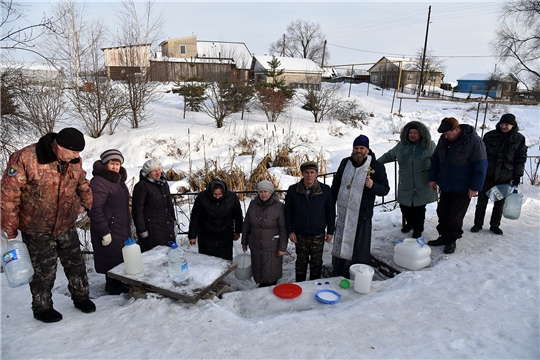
[1,230,34,288]
[122,238,143,275]
[503,187,523,220]
[168,241,189,284]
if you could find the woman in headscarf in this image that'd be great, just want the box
[188,179,243,261]
[242,180,288,287]
[88,149,131,295]
[132,159,176,252]
[377,121,437,238]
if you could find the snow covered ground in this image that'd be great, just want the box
[1,83,539,359]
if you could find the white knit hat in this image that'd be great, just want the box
[142,159,162,175]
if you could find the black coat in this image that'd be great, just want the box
[483,123,527,183]
[284,179,336,237]
[132,171,176,252]
[188,180,243,260]
[88,161,131,274]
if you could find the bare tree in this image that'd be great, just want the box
[0,67,27,167]
[111,0,165,128]
[492,0,540,89]
[269,19,329,65]
[40,0,103,86]
[68,41,130,138]
[411,48,446,93]
[12,74,66,135]
[298,82,341,123]
[484,69,504,99]
[1,0,56,61]
[201,75,254,128]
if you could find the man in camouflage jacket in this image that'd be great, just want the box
[1,128,95,323]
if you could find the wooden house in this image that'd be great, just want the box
[367,56,444,92]
[102,44,152,81]
[455,73,519,99]
[252,55,323,90]
[150,35,252,82]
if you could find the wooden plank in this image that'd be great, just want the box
[107,246,237,303]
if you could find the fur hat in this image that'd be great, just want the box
[300,161,318,172]
[257,180,275,193]
[142,159,162,175]
[353,135,369,148]
[499,113,517,126]
[56,128,85,151]
[100,149,124,165]
[437,117,459,133]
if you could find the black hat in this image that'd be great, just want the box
[437,117,459,133]
[56,128,85,151]
[100,149,124,165]
[353,135,369,148]
[499,113,517,126]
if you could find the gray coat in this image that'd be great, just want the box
[378,121,437,207]
[242,194,288,284]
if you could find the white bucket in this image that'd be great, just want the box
[353,264,374,294]
[233,253,252,280]
[393,238,431,271]
[349,264,361,281]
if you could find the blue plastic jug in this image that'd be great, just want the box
[503,187,522,220]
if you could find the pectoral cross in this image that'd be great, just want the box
[364,166,375,179]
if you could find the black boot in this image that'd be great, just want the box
[105,275,129,295]
[444,241,456,254]
[428,237,446,246]
[34,308,63,323]
[73,299,96,313]
[401,224,412,233]
[490,226,503,235]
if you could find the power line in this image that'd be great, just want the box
[327,43,497,59]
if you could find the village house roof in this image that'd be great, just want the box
[253,55,323,73]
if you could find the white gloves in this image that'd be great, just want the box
[102,234,112,246]
[139,231,149,239]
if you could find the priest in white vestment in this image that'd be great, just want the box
[331,135,390,278]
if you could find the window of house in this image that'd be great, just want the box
[407,74,413,81]
[373,75,379,82]
[507,84,512,91]
[180,45,186,55]
[471,84,481,90]
[430,75,436,82]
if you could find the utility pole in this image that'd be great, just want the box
[321,40,327,67]
[416,5,431,102]
[281,34,286,57]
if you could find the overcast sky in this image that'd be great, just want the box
[8,1,504,82]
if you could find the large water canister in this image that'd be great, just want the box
[393,238,431,271]
[1,230,34,288]
[503,187,523,220]
[122,238,143,275]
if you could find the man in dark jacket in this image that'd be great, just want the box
[331,135,390,278]
[428,118,488,254]
[285,161,335,282]
[1,128,95,323]
[471,113,527,235]
[188,179,243,261]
